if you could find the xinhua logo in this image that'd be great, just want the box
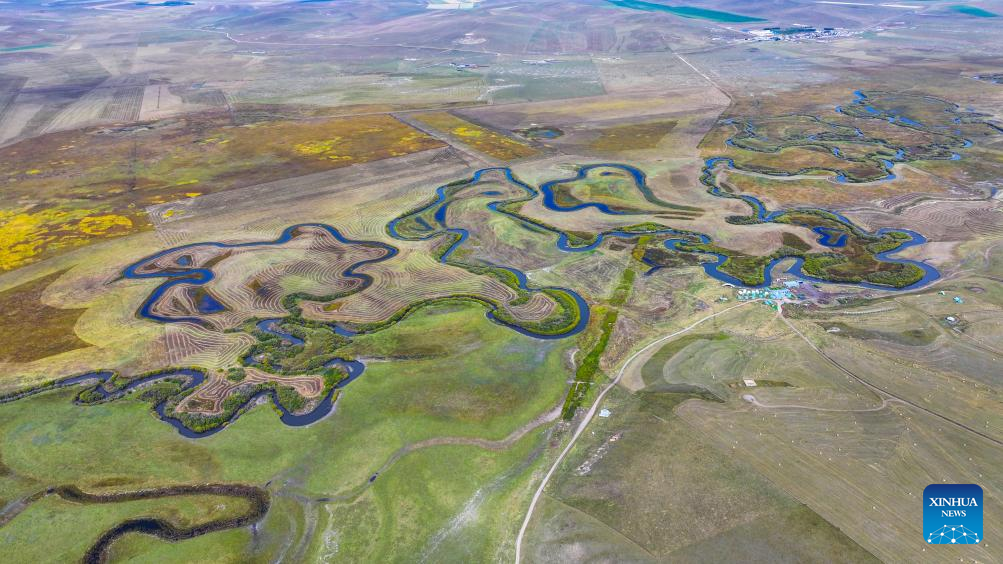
[924,484,983,545]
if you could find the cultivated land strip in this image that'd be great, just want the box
[145,147,470,225]
[514,301,756,563]
[182,27,510,57]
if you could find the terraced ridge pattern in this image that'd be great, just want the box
[0,219,591,435]
[0,136,960,434]
[715,90,998,182]
[391,162,940,290]
[633,89,1003,288]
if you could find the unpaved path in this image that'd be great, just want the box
[514,301,756,563]
[779,310,1003,447]
[324,405,563,506]
[742,393,900,413]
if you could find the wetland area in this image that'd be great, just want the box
[1,1,1001,562]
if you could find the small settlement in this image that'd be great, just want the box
[733,278,809,310]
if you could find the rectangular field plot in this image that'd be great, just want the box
[410,111,539,161]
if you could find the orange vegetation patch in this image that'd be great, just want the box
[411,112,538,161]
[0,271,89,363]
[0,113,443,271]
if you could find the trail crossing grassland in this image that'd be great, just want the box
[514,301,755,563]
[515,299,1003,561]
[321,406,564,506]
[742,393,901,413]
[778,310,1003,447]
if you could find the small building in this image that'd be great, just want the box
[769,288,793,300]
[598,409,611,418]
[743,379,757,387]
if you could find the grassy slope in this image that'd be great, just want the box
[0,303,570,561]
[526,387,878,562]
[0,494,254,562]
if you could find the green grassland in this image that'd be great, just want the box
[0,303,572,560]
[3,9,1003,563]
[0,492,255,562]
[635,309,875,400]
[107,527,250,563]
[15,203,595,436]
[664,284,1003,562]
[640,332,728,388]
[526,386,877,561]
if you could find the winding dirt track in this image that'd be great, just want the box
[742,394,901,413]
[322,406,563,507]
[374,406,562,477]
[514,301,756,563]
[778,311,1003,447]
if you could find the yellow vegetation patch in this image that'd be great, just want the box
[288,119,439,162]
[0,209,62,271]
[78,214,133,236]
[453,126,484,139]
[0,113,442,271]
[0,208,139,271]
[295,137,343,155]
[412,112,538,161]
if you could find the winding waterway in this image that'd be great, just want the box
[3,100,958,436]
[475,161,938,290]
[123,224,397,325]
[387,167,592,339]
[694,158,940,289]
